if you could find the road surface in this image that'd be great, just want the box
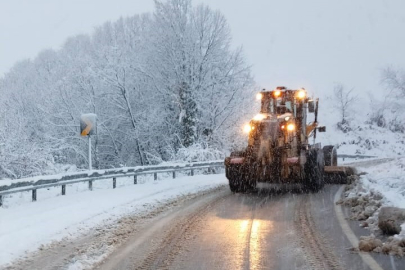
[6,184,405,270]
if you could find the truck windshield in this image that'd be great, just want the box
[261,94,296,116]
[264,98,294,115]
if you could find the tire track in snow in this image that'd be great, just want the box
[295,195,343,270]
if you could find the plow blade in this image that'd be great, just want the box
[324,166,357,184]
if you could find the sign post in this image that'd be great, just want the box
[80,114,97,171]
[88,135,92,171]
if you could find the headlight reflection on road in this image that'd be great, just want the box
[250,220,261,270]
[228,219,273,269]
[239,219,249,233]
[228,219,251,270]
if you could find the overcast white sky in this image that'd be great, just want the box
[1,0,405,98]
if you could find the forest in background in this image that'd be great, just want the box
[0,0,255,178]
[1,0,404,179]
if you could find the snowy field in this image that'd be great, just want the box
[0,173,227,267]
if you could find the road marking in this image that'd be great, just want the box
[334,186,383,270]
[390,255,397,270]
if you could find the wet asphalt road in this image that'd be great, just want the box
[96,184,405,270]
[170,188,308,270]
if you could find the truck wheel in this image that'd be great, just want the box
[229,175,255,193]
[323,145,337,166]
[226,166,243,193]
[243,163,257,192]
[304,149,324,192]
[228,170,257,193]
[243,178,257,192]
[229,180,240,192]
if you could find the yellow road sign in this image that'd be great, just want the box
[80,114,96,136]
[81,119,92,136]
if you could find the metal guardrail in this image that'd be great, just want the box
[0,161,224,207]
[0,154,377,207]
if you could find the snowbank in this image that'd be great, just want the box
[339,157,405,255]
[353,157,405,209]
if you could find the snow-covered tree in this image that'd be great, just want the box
[0,0,253,178]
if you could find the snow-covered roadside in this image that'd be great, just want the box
[0,174,228,267]
[356,158,405,209]
[339,157,405,255]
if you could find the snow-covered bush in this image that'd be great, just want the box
[173,143,224,163]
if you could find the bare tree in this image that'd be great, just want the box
[332,83,357,132]
[378,67,405,132]
[381,67,405,97]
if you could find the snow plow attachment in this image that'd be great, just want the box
[324,166,357,184]
[322,145,357,184]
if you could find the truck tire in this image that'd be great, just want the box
[226,165,243,193]
[323,145,337,166]
[229,179,240,192]
[226,165,256,193]
[304,149,325,192]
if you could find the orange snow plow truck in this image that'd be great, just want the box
[224,86,355,193]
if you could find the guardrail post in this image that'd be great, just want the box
[172,171,176,179]
[154,173,157,181]
[89,180,93,191]
[32,189,37,202]
[62,185,66,195]
[0,195,3,207]
[191,169,194,176]
[113,177,116,189]
[134,175,137,184]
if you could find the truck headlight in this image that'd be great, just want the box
[287,123,295,131]
[243,124,252,133]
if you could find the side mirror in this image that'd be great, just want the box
[318,126,326,132]
[308,100,315,113]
